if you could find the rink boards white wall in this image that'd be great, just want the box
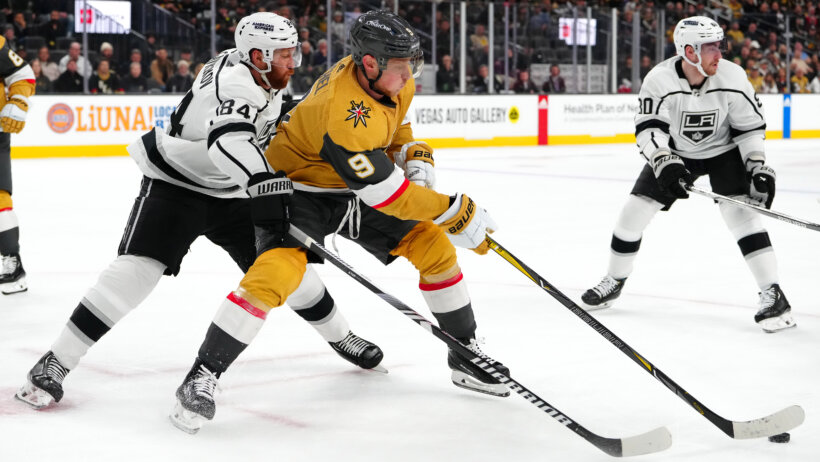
[10,93,820,158]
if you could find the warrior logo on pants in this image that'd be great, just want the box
[680,110,718,144]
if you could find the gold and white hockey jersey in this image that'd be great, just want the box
[267,55,449,222]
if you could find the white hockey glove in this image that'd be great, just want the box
[434,193,497,255]
[0,95,29,134]
[394,141,435,189]
[745,159,776,209]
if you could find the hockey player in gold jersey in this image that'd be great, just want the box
[171,10,508,433]
[0,36,35,295]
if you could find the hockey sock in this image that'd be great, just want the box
[0,205,20,255]
[421,272,476,340]
[607,195,664,279]
[287,265,350,343]
[719,201,779,289]
[50,255,165,369]
[206,291,267,371]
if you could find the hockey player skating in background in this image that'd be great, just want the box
[169,10,508,434]
[581,16,794,333]
[15,12,383,410]
[0,36,35,295]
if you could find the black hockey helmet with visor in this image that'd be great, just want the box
[350,10,423,89]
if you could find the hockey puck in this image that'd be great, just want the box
[768,433,790,443]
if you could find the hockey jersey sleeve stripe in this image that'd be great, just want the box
[207,121,256,148]
[730,123,767,138]
[244,138,270,172]
[142,129,235,191]
[370,175,410,209]
[635,119,670,136]
[350,167,407,208]
[214,139,253,179]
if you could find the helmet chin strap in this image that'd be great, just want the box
[357,64,388,97]
[682,46,709,77]
[244,60,274,88]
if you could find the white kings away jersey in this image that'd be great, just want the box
[127,49,284,198]
[635,57,766,164]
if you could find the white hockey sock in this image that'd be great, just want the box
[719,201,779,289]
[51,255,166,369]
[288,265,349,343]
[421,272,475,340]
[212,292,267,345]
[607,195,663,279]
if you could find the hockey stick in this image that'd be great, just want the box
[288,225,671,457]
[486,236,805,439]
[686,184,820,232]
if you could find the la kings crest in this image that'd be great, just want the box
[680,110,718,144]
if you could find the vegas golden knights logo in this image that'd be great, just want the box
[680,110,718,144]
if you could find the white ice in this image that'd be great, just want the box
[1,140,818,461]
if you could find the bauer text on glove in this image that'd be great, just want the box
[433,193,497,254]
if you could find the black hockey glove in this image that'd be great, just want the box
[745,159,776,209]
[247,171,293,254]
[651,150,692,199]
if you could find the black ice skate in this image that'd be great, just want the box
[170,361,220,434]
[448,337,510,397]
[15,351,70,409]
[1,253,27,295]
[581,275,626,311]
[754,284,796,333]
[329,331,387,373]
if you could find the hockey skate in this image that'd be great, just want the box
[581,275,626,311]
[329,331,387,373]
[754,284,796,333]
[448,337,510,397]
[170,361,220,434]
[15,351,70,409]
[1,253,27,295]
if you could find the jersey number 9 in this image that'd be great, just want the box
[348,154,375,179]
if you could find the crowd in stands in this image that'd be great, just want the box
[5,1,820,95]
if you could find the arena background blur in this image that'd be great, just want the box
[10,0,820,97]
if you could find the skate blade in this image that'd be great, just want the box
[451,370,510,397]
[1,279,28,295]
[169,401,207,434]
[759,313,797,333]
[581,300,614,312]
[14,382,55,410]
[368,364,389,374]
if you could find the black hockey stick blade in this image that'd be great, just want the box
[288,225,671,457]
[486,236,805,439]
[687,184,820,232]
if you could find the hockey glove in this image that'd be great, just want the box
[651,150,692,199]
[394,141,435,189]
[434,193,497,255]
[248,171,293,254]
[745,159,776,209]
[0,95,29,134]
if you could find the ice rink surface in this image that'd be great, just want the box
[1,139,818,461]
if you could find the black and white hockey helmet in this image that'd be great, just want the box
[674,16,724,77]
[350,10,423,79]
[235,12,302,75]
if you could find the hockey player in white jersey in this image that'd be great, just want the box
[15,12,382,410]
[581,16,794,333]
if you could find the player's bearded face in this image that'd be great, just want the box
[266,47,298,89]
